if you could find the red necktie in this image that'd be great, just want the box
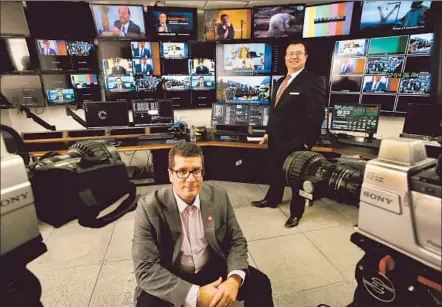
[274,74,291,107]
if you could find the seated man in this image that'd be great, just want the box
[132,143,274,307]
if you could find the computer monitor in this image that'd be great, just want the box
[146,6,197,41]
[248,105,269,127]
[84,101,129,128]
[402,104,441,138]
[330,104,381,134]
[211,103,249,126]
[204,9,252,41]
[131,99,174,127]
[0,75,46,108]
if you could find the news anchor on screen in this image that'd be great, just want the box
[195,60,210,74]
[133,42,151,58]
[111,59,127,76]
[233,47,254,70]
[40,40,56,55]
[113,6,141,36]
[339,59,354,74]
[134,59,153,74]
[363,76,386,92]
[155,12,169,32]
[251,41,326,229]
[195,76,209,88]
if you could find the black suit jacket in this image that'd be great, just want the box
[267,70,325,152]
[114,20,141,35]
[196,66,210,74]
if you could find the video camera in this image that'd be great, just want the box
[284,138,441,306]
[0,132,138,306]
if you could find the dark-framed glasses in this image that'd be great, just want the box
[170,168,204,179]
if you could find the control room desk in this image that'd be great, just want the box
[26,135,378,185]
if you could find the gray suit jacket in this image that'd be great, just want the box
[132,182,248,307]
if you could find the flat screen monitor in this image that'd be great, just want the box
[131,99,174,127]
[204,9,252,41]
[188,42,216,59]
[407,33,433,55]
[41,74,77,105]
[395,95,434,113]
[216,76,271,105]
[360,1,432,32]
[248,104,269,127]
[402,103,441,137]
[26,1,95,38]
[253,5,305,39]
[0,75,46,108]
[368,35,409,55]
[91,4,146,39]
[303,2,354,38]
[330,104,380,133]
[211,103,250,126]
[0,38,36,73]
[0,2,29,36]
[334,39,369,57]
[70,74,101,102]
[160,42,189,60]
[146,7,197,41]
[84,101,129,128]
[216,43,272,75]
[189,58,215,76]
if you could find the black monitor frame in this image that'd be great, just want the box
[84,100,130,128]
[131,98,174,127]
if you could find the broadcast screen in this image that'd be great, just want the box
[407,33,433,55]
[205,9,252,41]
[217,43,272,75]
[303,2,354,38]
[360,1,432,32]
[0,75,45,107]
[334,39,369,57]
[135,75,164,99]
[332,58,366,75]
[368,36,409,55]
[216,76,271,104]
[91,4,146,38]
[162,75,190,91]
[160,42,189,60]
[189,59,215,75]
[191,76,215,90]
[41,74,77,105]
[253,5,305,39]
[70,74,101,102]
[146,7,197,41]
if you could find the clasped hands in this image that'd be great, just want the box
[197,275,241,307]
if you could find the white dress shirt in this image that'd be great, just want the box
[173,189,246,307]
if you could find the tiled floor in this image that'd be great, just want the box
[28,181,364,307]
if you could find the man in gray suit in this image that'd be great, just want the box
[132,143,273,307]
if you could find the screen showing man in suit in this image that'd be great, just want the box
[133,58,153,75]
[189,58,215,75]
[362,75,387,92]
[37,39,66,56]
[156,12,169,32]
[132,142,274,307]
[106,76,136,92]
[251,41,326,229]
[132,42,152,59]
[191,76,215,90]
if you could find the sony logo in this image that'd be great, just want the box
[1,192,29,207]
[363,191,393,204]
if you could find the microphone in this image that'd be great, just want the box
[240,19,246,25]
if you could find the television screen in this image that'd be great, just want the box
[91,5,146,38]
[399,75,431,94]
[407,33,433,55]
[189,59,215,75]
[135,75,164,98]
[360,1,432,32]
[26,1,95,38]
[212,103,250,126]
[331,76,363,93]
[160,42,189,60]
[248,104,270,126]
[0,75,45,107]
[0,2,29,36]
[395,95,433,113]
[253,5,305,39]
[100,40,132,59]
[70,74,101,102]
[204,9,252,41]
[365,56,404,74]
[189,42,216,59]
[41,74,77,105]
[368,35,409,55]
[146,7,197,41]
[84,101,129,128]
[217,43,272,75]
[362,76,400,93]
[404,56,431,74]
[332,58,366,75]
[328,93,360,109]
[0,38,35,73]
[361,94,396,113]
[334,39,369,57]
[303,2,354,38]
[191,76,215,90]
[162,76,190,91]
[216,76,271,104]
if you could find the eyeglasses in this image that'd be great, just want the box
[170,168,204,179]
[286,52,305,57]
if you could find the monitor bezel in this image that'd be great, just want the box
[84,100,130,128]
[131,98,175,127]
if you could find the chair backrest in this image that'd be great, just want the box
[0,124,30,165]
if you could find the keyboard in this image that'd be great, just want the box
[315,139,333,146]
[137,133,175,141]
[336,138,381,149]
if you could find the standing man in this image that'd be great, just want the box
[40,40,56,55]
[217,14,235,40]
[133,143,273,307]
[156,12,169,32]
[133,42,151,59]
[113,6,141,36]
[251,41,325,228]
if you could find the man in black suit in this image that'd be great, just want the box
[251,41,325,228]
[113,6,141,37]
[134,58,153,75]
[40,40,56,55]
[133,42,151,58]
[196,59,210,75]
[111,59,127,76]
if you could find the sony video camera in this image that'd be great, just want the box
[283,138,441,306]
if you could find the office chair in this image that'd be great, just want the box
[0,124,30,165]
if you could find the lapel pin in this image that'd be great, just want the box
[207,216,213,222]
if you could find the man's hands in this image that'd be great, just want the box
[259,134,268,145]
[197,276,241,307]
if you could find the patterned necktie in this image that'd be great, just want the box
[121,25,125,37]
[274,74,292,107]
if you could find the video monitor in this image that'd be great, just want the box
[84,101,129,128]
[360,1,432,32]
[204,9,252,41]
[332,58,366,75]
[191,76,215,90]
[189,59,215,75]
[160,42,189,60]
[37,39,70,71]
[211,103,249,126]
[328,93,360,109]
[217,76,271,104]
[302,2,354,38]
[165,91,191,109]
[105,75,136,93]
[217,43,272,75]
[404,56,431,74]
[102,57,134,88]
[362,76,400,93]
[66,41,98,70]
[0,38,35,73]
[331,76,363,93]
[334,39,369,57]
[41,74,76,105]
[162,76,190,91]
[395,95,434,113]
[368,36,408,55]
[26,1,96,38]
[70,74,101,102]
[253,5,305,39]
[399,75,431,95]
[99,40,132,59]
[162,60,189,75]
[132,58,160,75]
[403,103,441,137]
[248,105,270,127]
[135,75,164,99]
[91,4,146,38]
[190,90,216,108]
[0,75,45,107]
[330,104,380,133]
[131,99,174,127]
[408,33,433,55]
[0,2,29,36]
[361,94,396,113]
[189,42,216,59]
[146,7,197,41]
[365,56,404,75]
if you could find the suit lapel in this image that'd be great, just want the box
[200,187,224,257]
[275,70,306,109]
[162,186,182,263]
